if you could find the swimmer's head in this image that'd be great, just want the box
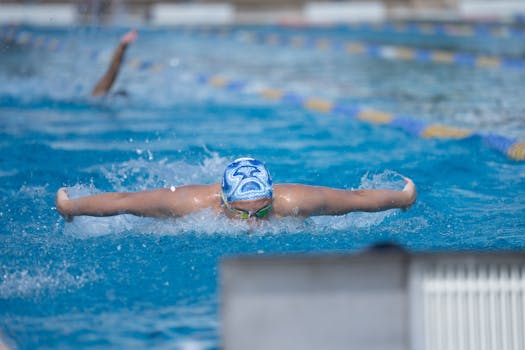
[221,157,273,202]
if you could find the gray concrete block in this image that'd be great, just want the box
[221,248,409,350]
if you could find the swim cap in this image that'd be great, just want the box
[222,157,273,202]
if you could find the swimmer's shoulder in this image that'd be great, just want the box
[272,184,314,217]
[274,183,318,197]
[167,183,221,205]
[168,183,220,196]
[162,183,221,214]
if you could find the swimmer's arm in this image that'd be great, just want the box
[278,177,417,217]
[55,186,198,221]
[91,29,137,97]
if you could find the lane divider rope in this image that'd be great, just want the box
[194,73,525,161]
[182,27,525,71]
[280,20,525,40]
[1,25,524,161]
[3,25,524,71]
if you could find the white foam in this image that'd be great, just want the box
[62,206,308,238]
[0,264,99,299]
[91,151,228,192]
[359,169,407,190]
[0,169,17,177]
[176,338,215,350]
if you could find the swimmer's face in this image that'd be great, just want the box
[223,197,273,221]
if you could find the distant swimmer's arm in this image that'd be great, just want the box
[55,185,203,221]
[277,177,417,217]
[91,29,137,97]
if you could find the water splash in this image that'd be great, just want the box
[93,152,228,191]
[61,164,409,238]
[359,169,407,190]
[0,262,100,299]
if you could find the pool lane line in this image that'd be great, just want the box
[0,26,71,52]
[4,26,524,71]
[279,21,525,40]
[2,26,524,161]
[182,28,525,71]
[193,73,525,161]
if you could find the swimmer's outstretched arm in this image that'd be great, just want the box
[91,29,137,97]
[275,177,417,217]
[55,185,217,222]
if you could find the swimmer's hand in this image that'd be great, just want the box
[56,187,73,222]
[120,29,137,45]
[401,176,417,211]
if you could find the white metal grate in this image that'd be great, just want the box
[417,262,525,350]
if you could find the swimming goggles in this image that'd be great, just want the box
[221,191,272,220]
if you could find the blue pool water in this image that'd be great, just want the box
[1,24,525,349]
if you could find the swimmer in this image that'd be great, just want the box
[91,29,137,97]
[55,157,417,222]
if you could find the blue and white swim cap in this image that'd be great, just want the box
[222,157,273,202]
